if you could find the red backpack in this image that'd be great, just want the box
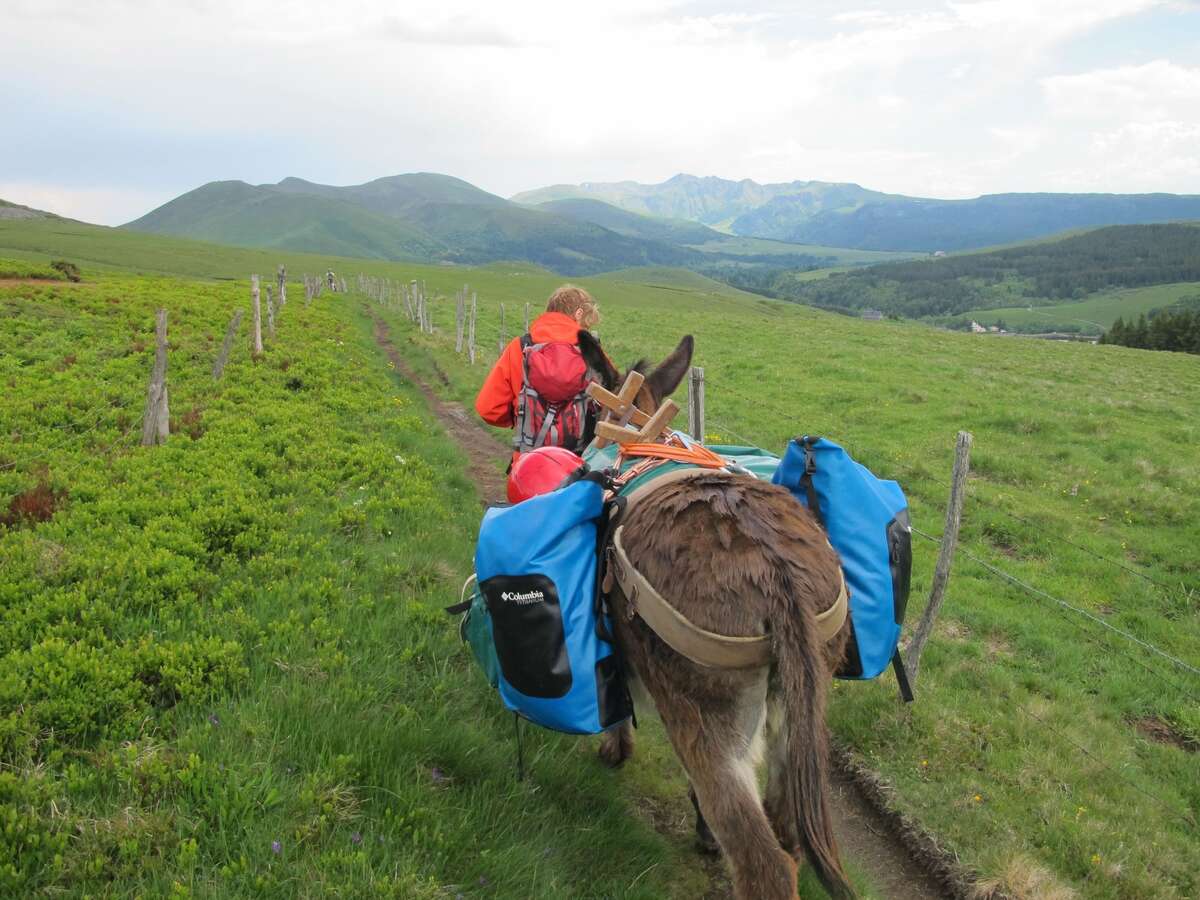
[513,334,592,455]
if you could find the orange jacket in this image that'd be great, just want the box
[474,311,584,428]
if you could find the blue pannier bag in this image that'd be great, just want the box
[773,436,914,701]
[474,475,632,734]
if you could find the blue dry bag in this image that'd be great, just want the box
[474,476,632,734]
[773,436,914,699]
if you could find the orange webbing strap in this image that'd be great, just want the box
[616,440,727,469]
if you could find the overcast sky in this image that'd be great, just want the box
[3,0,1199,225]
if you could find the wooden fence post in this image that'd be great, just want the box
[212,308,243,379]
[266,285,276,338]
[251,275,264,355]
[905,430,974,685]
[455,289,465,352]
[524,302,530,332]
[468,292,477,364]
[277,265,286,307]
[687,366,705,442]
[498,302,506,352]
[141,308,170,445]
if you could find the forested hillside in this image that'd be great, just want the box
[747,223,1200,319]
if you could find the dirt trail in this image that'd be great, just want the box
[371,314,951,900]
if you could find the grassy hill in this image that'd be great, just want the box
[514,176,1200,252]
[0,197,57,220]
[127,180,445,260]
[2,219,1198,897]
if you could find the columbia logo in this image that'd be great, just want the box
[501,589,545,605]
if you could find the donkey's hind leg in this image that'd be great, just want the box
[660,696,798,900]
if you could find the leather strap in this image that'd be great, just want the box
[610,525,849,670]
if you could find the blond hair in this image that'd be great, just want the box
[546,284,600,329]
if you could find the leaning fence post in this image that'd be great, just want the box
[905,430,973,684]
[251,275,264,355]
[687,366,705,442]
[212,308,244,379]
[141,308,170,445]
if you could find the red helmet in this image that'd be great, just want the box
[507,446,586,504]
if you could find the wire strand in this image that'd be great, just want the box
[911,526,1200,680]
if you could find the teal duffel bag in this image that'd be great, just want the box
[456,575,500,688]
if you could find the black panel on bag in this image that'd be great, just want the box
[482,574,572,698]
[594,654,632,729]
[836,617,864,679]
[887,510,913,625]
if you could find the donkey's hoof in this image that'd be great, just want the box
[694,832,721,856]
[597,737,630,768]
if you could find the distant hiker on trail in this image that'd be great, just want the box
[474,284,602,477]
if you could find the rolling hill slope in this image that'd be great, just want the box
[124,175,720,275]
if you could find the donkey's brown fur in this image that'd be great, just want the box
[580,331,855,900]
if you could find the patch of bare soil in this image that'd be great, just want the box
[370,312,959,899]
[1131,716,1197,753]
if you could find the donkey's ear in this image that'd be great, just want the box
[646,335,694,405]
[577,329,619,390]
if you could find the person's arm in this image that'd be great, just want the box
[474,337,523,427]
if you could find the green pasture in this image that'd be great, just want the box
[1,221,1198,897]
[0,271,725,898]
[957,282,1200,333]
[376,263,1200,899]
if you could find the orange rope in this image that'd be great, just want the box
[617,440,727,469]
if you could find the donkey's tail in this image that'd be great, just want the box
[773,595,855,900]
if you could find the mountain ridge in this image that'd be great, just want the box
[512,175,1200,251]
[123,174,877,275]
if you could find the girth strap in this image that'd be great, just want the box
[610,525,849,670]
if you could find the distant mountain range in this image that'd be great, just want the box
[513,175,1200,251]
[122,172,1200,275]
[122,174,866,275]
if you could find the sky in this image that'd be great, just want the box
[3,0,1199,225]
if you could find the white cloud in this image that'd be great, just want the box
[1042,59,1200,120]
[0,182,173,226]
[1,0,1197,224]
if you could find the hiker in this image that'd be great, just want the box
[474,284,602,474]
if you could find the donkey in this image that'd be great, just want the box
[578,331,855,900]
